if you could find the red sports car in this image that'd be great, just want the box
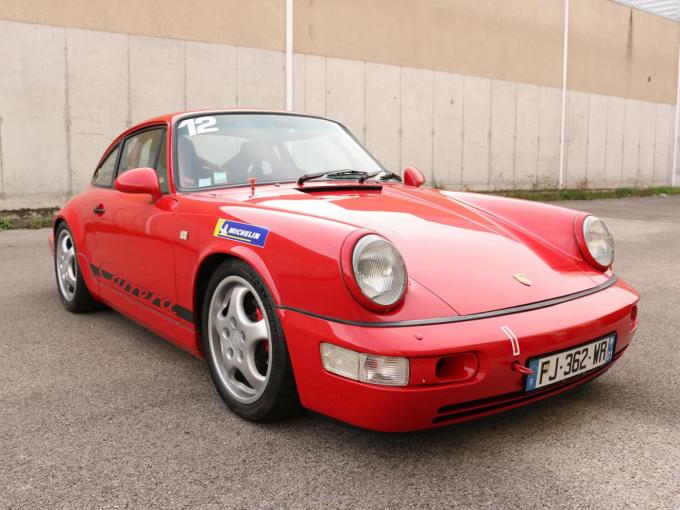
[50,110,639,432]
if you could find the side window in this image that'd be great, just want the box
[92,145,120,187]
[118,128,164,176]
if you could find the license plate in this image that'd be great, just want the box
[525,334,616,391]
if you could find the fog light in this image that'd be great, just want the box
[320,343,409,386]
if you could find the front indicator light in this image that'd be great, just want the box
[320,343,409,386]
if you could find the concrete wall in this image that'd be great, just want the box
[0,20,285,209]
[0,0,678,209]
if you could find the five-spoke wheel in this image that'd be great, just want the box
[202,259,300,421]
[56,228,78,301]
[208,276,272,404]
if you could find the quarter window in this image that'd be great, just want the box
[92,145,120,187]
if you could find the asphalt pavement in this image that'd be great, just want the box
[1,196,679,509]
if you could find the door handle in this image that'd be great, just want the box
[93,204,106,215]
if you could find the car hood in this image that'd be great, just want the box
[205,184,601,315]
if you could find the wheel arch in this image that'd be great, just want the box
[193,249,281,339]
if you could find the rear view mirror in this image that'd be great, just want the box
[403,167,425,187]
[114,167,161,201]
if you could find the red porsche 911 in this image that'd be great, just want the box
[50,110,639,432]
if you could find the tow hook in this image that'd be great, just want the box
[512,361,534,375]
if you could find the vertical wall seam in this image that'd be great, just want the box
[512,83,518,188]
[235,47,240,107]
[0,116,5,197]
[651,104,658,182]
[64,28,73,197]
[636,102,643,184]
[430,71,436,185]
[487,80,493,187]
[536,86,542,187]
[558,0,570,189]
[621,100,627,182]
[398,66,402,172]
[603,97,609,186]
[460,76,465,186]
[585,94,591,186]
[362,61,367,144]
[183,42,188,110]
[671,45,680,187]
[285,0,294,111]
[323,57,328,117]
[126,36,132,127]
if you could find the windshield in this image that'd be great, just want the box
[173,113,385,190]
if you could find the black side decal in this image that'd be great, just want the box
[90,263,194,323]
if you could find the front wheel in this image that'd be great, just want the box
[201,259,300,421]
[54,223,99,313]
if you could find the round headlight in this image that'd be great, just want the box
[352,234,407,307]
[583,216,614,268]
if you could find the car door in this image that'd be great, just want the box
[92,125,181,323]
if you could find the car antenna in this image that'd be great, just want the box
[249,177,256,196]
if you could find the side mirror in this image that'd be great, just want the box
[403,166,425,187]
[114,167,161,201]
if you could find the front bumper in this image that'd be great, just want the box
[279,279,639,432]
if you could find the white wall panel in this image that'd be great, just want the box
[325,57,365,141]
[301,54,326,117]
[621,99,642,185]
[365,62,401,172]
[186,41,237,111]
[462,76,491,187]
[236,47,284,110]
[638,101,657,184]
[129,36,186,123]
[653,103,673,185]
[400,67,434,181]
[490,80,516,189]
[66,28,129,194]
[565,92,589,188]
[0,21,68,202]
[604,96,625,186]
[514,83,540,188]
[432,71,464,187]
[537,86,561,188]
[586,93,607,187]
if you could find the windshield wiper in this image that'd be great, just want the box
[357,170,402,183]
[297,169,368,186]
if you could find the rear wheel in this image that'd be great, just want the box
[54,223,99,313]
[202,259,300,421]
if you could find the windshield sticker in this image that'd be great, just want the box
[198,178,212,188]
[178,116,218,136]
[213,172,227,184]
[214,219,269,248]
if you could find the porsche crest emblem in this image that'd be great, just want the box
[513,273,532,286]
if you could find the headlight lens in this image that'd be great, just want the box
[583,216,614,268]
[352,234,407,306]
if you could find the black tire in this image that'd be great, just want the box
[54,222,100,313]
[201,259,301,422]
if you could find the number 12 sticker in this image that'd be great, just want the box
[178,116,218,136]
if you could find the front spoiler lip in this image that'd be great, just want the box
[277,275,619,328]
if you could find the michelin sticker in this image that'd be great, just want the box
[214,219,269,248]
